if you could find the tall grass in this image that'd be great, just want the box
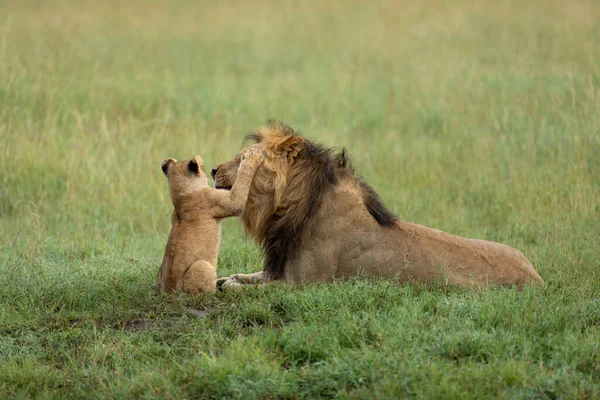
[1,0,599,398]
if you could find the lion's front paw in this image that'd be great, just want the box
[216,276,230,289]
[217,276,243,291]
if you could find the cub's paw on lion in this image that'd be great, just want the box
[241,145,264,166]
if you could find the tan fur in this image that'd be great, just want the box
[214,122,544,288]
[156,147,263,296]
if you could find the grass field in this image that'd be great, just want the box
[1,0,599,398]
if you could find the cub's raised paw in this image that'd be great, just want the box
[241,146,264,165]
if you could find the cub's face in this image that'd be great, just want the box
[161,155,208,203]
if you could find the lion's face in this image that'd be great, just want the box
[212,135,303,200]
[211,153,243,190]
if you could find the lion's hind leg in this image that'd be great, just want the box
[182,260,217,295]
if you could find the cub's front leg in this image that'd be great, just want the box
[206,146,264,217]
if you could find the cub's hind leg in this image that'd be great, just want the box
[182,260,217,295]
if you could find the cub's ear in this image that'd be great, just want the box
[161,158,176,175]
[276,136,304,160]
[188,155,204,174]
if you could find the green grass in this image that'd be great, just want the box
[1,0,599,398]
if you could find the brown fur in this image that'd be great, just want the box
[213,121,544,288]
[156,148,263,295]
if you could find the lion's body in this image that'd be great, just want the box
[213,121,543,288]
[157,150,263,295]
[282,179,541,286]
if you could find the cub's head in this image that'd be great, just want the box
[161,155,208,204]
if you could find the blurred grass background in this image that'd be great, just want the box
[1,0,598,257]
[0,0,599,397]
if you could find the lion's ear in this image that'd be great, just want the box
[335,148,352,169]
[277,136,304,160]
[161,158,176,175]
[188,155,204,174]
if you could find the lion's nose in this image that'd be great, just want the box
[211,168,218,180]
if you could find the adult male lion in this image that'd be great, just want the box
[212,121,544,288]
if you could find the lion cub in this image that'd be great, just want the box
[156,147,263,295]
